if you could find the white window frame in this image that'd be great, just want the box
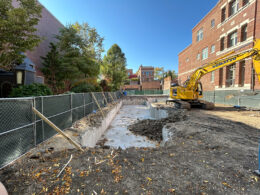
[241,24,247,42]
[196,28,203,42]
[211,45,215,53]
[197,53,200,60]
[226,64,236,87]
[228,31,238,47]
[211,71,215,83]
[202,47,208,60]
[229,0,239,17]
[211,19,215,28]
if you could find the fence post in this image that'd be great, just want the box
[33,98,37,146]
[83,93,86,116]
[41,96,44,141]
[70,94,73,122]
[255,139,260,176]
[102,92,108,105]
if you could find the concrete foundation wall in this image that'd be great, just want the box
[81,101,122,147]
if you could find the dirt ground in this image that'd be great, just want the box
[1,104,260,194]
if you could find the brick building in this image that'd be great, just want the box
[137,65,155,83]
[0,1,63,97]
[13,0,64,83]
[127,69,133,77]
[124,65,161,90]
[178,0,260,93]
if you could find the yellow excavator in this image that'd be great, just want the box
[167,39,260,109]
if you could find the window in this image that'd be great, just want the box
[211,45,215,53]
[221,7,226,22]
[241,24,247,42]
[228,31,238,47]
[242,0,249,6]
[202,47,208,60]
[226,64,236,87]
[239,60,245,87]
[219,68,223,87]
[211,19,215,28]
[197,53,200,60]
[229,0,238,17]
[128,72,130,76]
[196,28,203,42]
[146,72,149,76]
[211,71,215,83]
[186,58,189,62]
[220,37,225,51]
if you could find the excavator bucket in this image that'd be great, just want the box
[253,39,260,82]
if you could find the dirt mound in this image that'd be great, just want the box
[128,110,187,141]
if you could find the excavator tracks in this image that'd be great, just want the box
[166,99,191,110]
[166,99,214,110]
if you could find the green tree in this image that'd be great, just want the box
[72,22,104,61]
[154,67,164,80]
[72,22,103,78]
[41,43,63,94]
[56,25,84,91]
[41,23,104,93]
[0,0,42,70]
[102,44,127,90]
[165,70,178,80]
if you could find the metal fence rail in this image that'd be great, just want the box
[0,91,122,169]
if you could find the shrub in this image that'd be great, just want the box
[131,77,139,81]
[71,83,101,93]
[9,83,53,97]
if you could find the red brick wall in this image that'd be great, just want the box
[142,81,161,90]
[123,85,140,90]
[163,76,172,90]
[13,0,64,79]
[179,0,260,91]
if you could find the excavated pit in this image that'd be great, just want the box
[96,96,186,149]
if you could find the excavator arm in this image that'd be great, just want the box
[185,39,260,90]
[168,39,260,109]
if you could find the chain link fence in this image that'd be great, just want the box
[0,91,123,169]
[126,90,166,95]
[202,90,260,109]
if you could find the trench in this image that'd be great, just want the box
[94,97,170,149]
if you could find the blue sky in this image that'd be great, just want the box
[39,0,218,73]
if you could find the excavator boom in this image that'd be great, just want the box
[168,39,260,109]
